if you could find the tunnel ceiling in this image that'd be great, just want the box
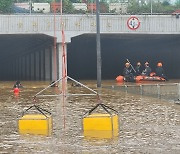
[0,34,54,64]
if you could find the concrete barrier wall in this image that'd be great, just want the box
[0,15,179,42]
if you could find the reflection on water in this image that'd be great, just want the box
[84,130,119,139]
[0,80,180,153]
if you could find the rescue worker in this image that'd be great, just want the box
[155,62,168,80]
[142,62,152,76]
[135,62,142,75]
[13,81,23,88]
[123,62,134,82]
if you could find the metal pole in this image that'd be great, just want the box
[29,0,32,15]
[150,0,152,15]
[96,0,101,87]
[91,0,93,14]
[157,84,161,99]
[178,83,180,100]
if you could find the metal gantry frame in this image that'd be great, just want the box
[83,102,118,118]
[34,75,98,98]
[21,104,51,117]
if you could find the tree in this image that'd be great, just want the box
[127,0,176,14]
[63,0,74,13]
[127,0,140,14]
[0,0,13,13]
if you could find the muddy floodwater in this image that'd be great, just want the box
[0,80,180,154]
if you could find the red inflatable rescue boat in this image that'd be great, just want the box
[116,75,166,83]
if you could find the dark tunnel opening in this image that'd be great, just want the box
[67,34,180,80]
[0,34,54,81]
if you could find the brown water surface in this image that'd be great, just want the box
[0,80,180,154]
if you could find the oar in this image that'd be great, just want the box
[126,59,136,73]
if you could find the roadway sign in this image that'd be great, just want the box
[127,16,140,30]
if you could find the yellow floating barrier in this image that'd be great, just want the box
[18,114,52,136]
[83,113,118,131]
[82,103,119,138]
[18,105,52,136]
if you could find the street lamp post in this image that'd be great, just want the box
[150,0,152,15]
[29,0,32,15]
[96,0,101,88]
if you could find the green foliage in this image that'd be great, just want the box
[175,0,180,9]
[100,1,108,13]
[127,0,176,14]
[9,0,180,14]
[162,1,170,6]
[63,0,74,13]
[0,0,13,13]
[13,0,56,3]
[127,0,140,14]
[30,0,52,2]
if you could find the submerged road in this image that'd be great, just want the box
[0,80,180,153]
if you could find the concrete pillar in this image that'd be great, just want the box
[14,58,17,80]
[7,63,10,80]
[45,48,51,80]
[50,47,52,81]
[30,52,35,80]
[18,57,22,80]
[29,54,31,80]
[26,54,30,80]
[40,50,45,80]
[9,61,12,80]
[34,52,36,80]
[21,57,23,80]
[15,58,18,80]
[24,55,28,80]
[12,60,16,80]
[39,50,42,80]
[17,58,19,80]
[52,45,58,81]
[57,43,67,79]
[22,56,26,80]
[35,51,40,80]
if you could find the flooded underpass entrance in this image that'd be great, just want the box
[0,80,180,153]
[68,34,180,80]
[0,34,55,81]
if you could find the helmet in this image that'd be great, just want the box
[125,62,130,67]
[137,62,141,66]
[145,62,149,66]
[157,62,162,67]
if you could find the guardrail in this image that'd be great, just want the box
[109,83,180,101]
